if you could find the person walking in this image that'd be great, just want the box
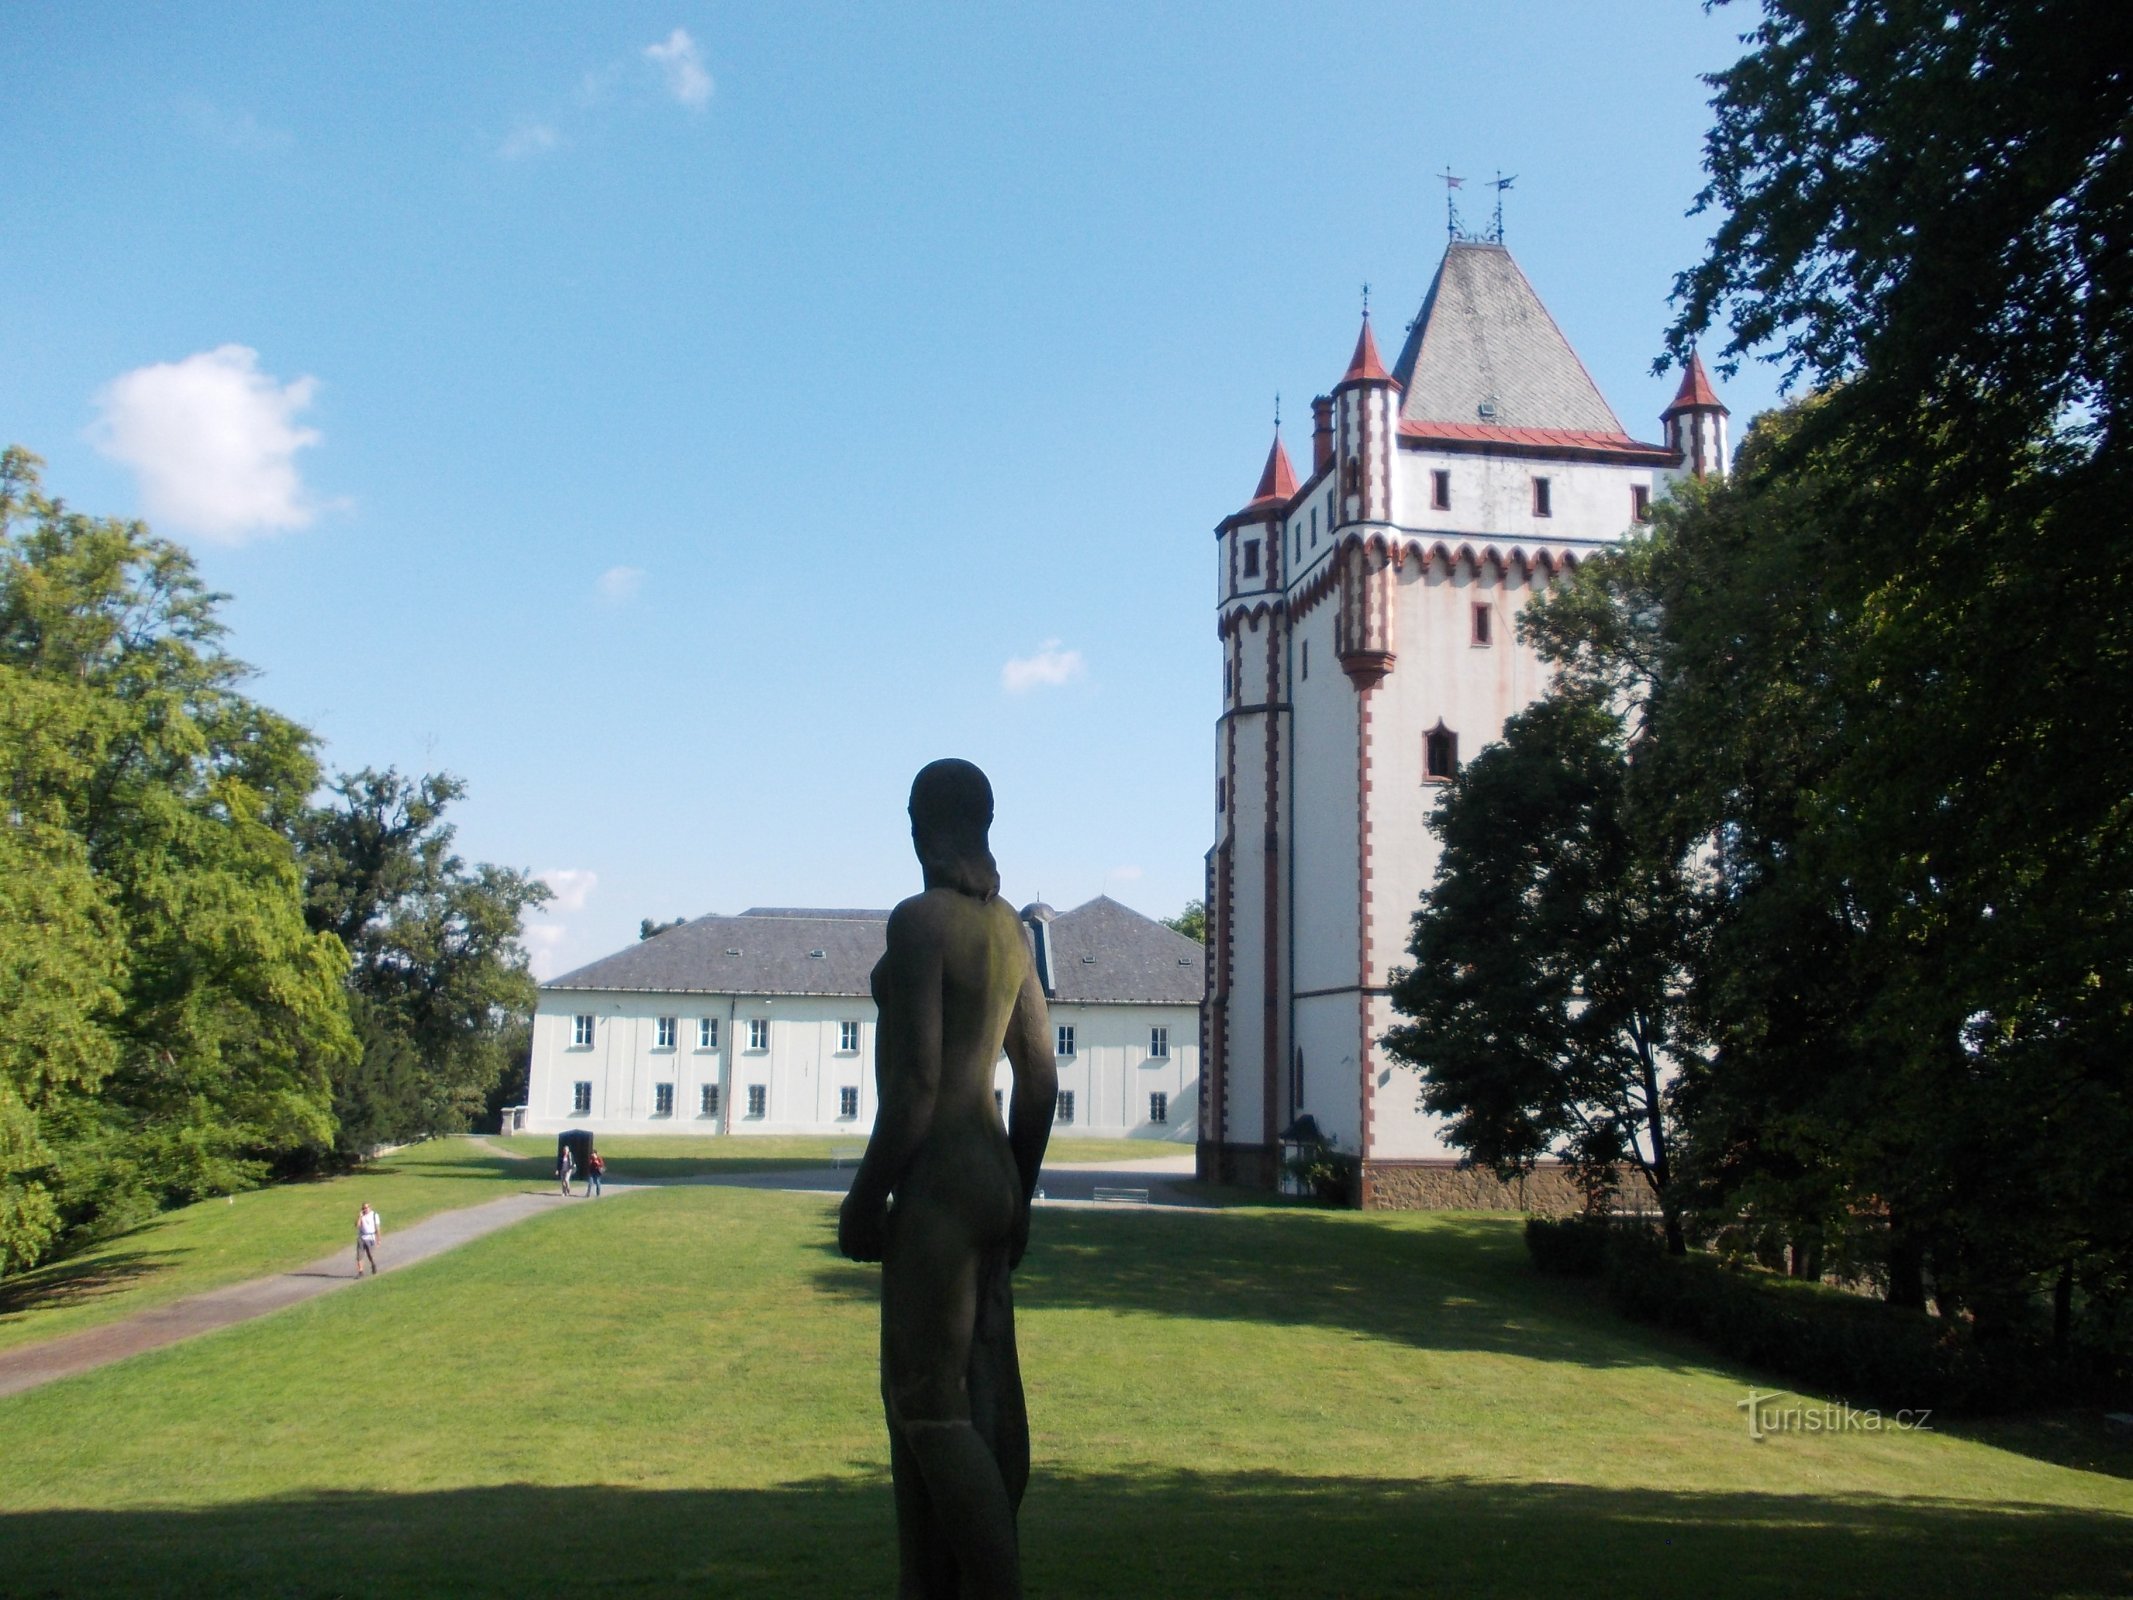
[355,1202,382,1277]
[558,1145,575,1197]
[588,1149,605,1198]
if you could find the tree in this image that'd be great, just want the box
[1666,2,2133,1331]
[297,768,549,1147]
[0,447,354,1253]
[640,917,686,941]
[1161,900,1206,944]
[1384,696,1697,1250]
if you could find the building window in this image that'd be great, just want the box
[572,1014,593,1048]
[1150,1026,1169,1059]
[1216,776,1226,812]
[1632,483,1652,522]
[1243,539,1260,578]
[698,1017,718,1050]
[656,1016,677,1050]
[572,1081,591,1115]
[1301,639,1309,679]
[1431,468,1451,510]
[701,1083,720,1117]
[1344,457,1360,493]
[1532,476,1553,517]
[838,1020,860,1053]
[839,1086,859,1119]
[1056,1024,1075,1057]
[654,1082,674,1117]
[1472,604,1492,647]
[1055,1091,1076,1125]
[1425,721,1459,782]
[745,1084,767,1119]
[1150,1092,1168,1125]
[1310,505,1318,545]
[747,1018,769,1052]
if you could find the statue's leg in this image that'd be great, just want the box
[966,1247,1029,1513]
[888,1417,959,1599]
[883,1198,1022,1600]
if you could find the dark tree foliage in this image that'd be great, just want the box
[640,917,687,941]
[1161,900,1206,944]
[1384,696,1695,1250]
[298,770,550,1148]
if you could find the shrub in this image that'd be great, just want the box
[1525,1214,1612,1277]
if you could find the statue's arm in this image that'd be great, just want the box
[839,904,942,1261]
[1002,955,1057,1264]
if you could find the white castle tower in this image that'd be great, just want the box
[1198,237,1727,1206]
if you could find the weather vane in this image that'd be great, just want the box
[1360,282,1371,319]
[1273,392,1281,431]
[1441,166,1465,239]
[1489,172,1516,244]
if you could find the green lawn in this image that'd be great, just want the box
[490,1131,1190,1178]
[0,1138,547,1356]
[0,1189,2127,1597]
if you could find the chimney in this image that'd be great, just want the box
[1311,395,1334,475]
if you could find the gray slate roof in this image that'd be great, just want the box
[1390,242,1628,434]
[543,897,1207,1006]
[1038,895,1206,1005]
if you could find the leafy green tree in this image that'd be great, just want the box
[1384,696,1697,1251]
[297,768,549,1146]
[0,447,354,1250]
[1161,900,1206,943]
[640,916,686,940]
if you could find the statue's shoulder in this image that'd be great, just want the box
[888,888,1004,940]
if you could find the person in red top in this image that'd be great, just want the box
[588,1149,605,1197]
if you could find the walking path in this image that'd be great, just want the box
[0,1150,1211,1402]
[0,1188,567,1401]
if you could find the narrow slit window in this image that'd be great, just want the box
[1532,477,1553,517]
[1472,604,1492,646]
[1243,539,1260,578]
[1424,722,1459,782]
[1632,484,1652,522]
[1431,469,1451,510]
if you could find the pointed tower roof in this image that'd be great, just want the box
[1249,430,1298,506]
[1339,316,1394,386]
[1663,350,1728,415]
[1390,241,1626,435]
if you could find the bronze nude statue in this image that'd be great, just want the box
[838,759,1058,1599]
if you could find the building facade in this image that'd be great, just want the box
[527,898,1203,1141]
[1198,238,1727,1204]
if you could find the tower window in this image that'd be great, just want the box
[1431,469,1451,510]
[1243,539,1260,578]
[1471,604,1492,646]
[1532,477,1553,517]
[1301,639,1309,680]
[1344,458,1361,494]
[1425,722,1460,782]
[1216,776,1226,812]
[1632,484,1652,522]
[1310,506,1318,545]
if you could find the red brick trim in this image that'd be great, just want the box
[1357,675,1378,1172]
[1262,614,1283,1152]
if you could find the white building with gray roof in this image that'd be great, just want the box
[1203,234,1727,1205]
[525,897,1202,1141]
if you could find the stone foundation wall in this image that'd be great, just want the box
[1360,1161,1653,1213]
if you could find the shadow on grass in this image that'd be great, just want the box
[0,1248,181,1326]
[0,1471,2123,1599]
[811,1206,1685,1373]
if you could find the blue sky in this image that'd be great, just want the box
[4,2,1787,977]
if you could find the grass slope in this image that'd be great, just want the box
[0,1192,2128,1597]
[0,1140,549,1356]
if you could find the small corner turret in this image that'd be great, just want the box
[1331,314,1400,528]
[1661,351,1730,479]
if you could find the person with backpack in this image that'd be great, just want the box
[588,1149,605,1197]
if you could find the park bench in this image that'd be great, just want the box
[1091,1185,1149,1205]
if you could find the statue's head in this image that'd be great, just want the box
[909,758,1000,899]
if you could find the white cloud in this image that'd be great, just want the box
[91,345,327,543]
[538,869,599,912]
[645,28,713,108]
[1002,639,1086,693]
[499,119,562,160]
[175,95,291,153]
[595,565,645,605]
[576,64,624,106]
[1109,865,1144,882]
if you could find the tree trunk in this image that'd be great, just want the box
[2053,1260,2074,1355]
[1886,1228,1927,1312]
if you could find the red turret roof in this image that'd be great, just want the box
[1339,316,1394,386]
[1663,350,1727,414]
[1248,431,1298,507]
